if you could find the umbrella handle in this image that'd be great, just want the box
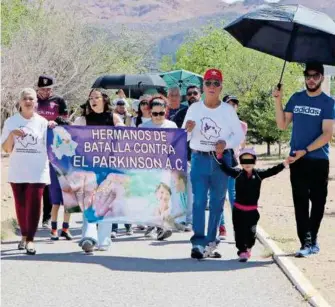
[277,60,287,91]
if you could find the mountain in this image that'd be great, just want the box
[56,0,335,65]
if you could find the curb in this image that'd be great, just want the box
[257,226,331,307]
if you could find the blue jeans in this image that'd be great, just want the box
[220,177,235,226]
[190,151,230,247]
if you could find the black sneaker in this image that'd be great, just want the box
[60,230,73,240]
[157,229,172,241]
[50,230,59,241]
[191,245,204,259]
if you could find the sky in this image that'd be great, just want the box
[222,0,280,3]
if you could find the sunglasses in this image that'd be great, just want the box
[140,101,149,106]
[304,72,321,81]
[187,91,200,96]
[152,111,165,117]
[204,80,221,88]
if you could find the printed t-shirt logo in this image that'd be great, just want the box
[200,117,221,140]
[17,126,38,148]
[293,105,321,116]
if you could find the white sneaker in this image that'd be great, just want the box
[204,242,221,258]
[97,246,109,251]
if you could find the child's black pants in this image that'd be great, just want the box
[232,208,260,255]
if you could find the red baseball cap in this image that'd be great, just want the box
[203,69,223,82]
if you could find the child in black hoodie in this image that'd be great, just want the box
[216,148,289,262]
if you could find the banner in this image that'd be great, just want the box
[47,126,188,229]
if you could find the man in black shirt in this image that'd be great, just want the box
[36,75,69,229]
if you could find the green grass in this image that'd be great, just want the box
[1,218,18,241]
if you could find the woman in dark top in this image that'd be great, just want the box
[74,89,124,254]
[215,148,289,262]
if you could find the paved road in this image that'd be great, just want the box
[1,212,308,307]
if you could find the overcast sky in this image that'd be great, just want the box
[222,0,280,3]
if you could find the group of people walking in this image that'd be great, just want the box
[1,63,334,262]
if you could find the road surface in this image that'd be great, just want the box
[1,212,308,307]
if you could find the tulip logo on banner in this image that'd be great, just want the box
[47,126,188,229]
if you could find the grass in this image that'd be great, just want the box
[269,236,296,244]
[1,218,18,241]
[261,248,274,258]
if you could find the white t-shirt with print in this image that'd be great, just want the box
[182,101,244,152]
[1,113,50,184]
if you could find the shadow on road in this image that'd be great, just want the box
[1,249,273,273]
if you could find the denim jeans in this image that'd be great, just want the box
[190,151,230,247]
[79,214,112,248]
[186,164,193,224]
[220,176,236,226]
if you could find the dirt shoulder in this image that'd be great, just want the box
[255,144,335,306]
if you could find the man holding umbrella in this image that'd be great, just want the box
[273,63,335,257]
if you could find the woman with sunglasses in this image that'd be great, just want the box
[1,88,51,255]
[140,96,177,240]
[131,95,152,127]
[139,96,177,129]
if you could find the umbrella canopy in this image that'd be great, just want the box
[91,74,167,99]
[160,69,203,95]
[224,4,335,65]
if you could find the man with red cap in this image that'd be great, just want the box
[183,68,244,259]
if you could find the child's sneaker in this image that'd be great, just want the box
[50,230,59,241]
[60,230,73,240]
[239,252,249,262]
[110,231,117,239]
[219,225,227,240]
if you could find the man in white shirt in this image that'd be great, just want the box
[183,68,244,259]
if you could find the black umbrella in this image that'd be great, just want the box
[91,74,167,99]
[224,4,335,86]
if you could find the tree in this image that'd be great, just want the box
[161,26,303,154]
[1,1,146,124]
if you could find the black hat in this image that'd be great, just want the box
[116,100,126,106]
[38,75,54,88]
[304,63,324,76]
[223,94,239,105]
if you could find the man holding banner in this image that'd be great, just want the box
[183,69,244,259]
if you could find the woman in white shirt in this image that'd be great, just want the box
[140,96,177,240]
[139,96,177,129]
[1,88,50,255]
[131,95,152,127]
[182,69,244,260]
